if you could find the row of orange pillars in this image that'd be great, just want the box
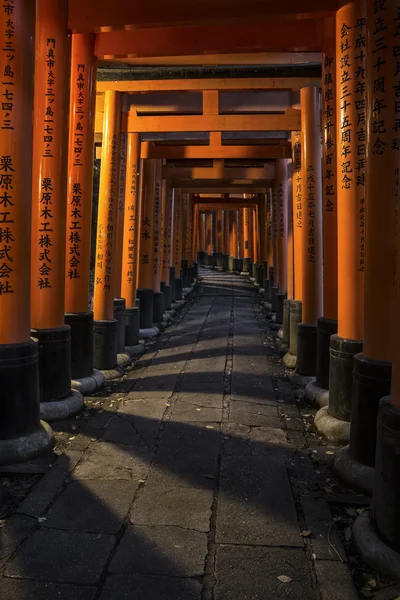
[0,0,400,580]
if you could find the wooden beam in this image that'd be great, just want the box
[141,141,291,159]
[94,22,323,58]
[163,165,274,180]
[68,0,339,32]
[197,203,257,210]
[127,109,301,133]
[96,78,320,93]
[176,180,272,189]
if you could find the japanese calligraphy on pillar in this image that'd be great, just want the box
[153,176,161,276]
[323,49,337,213]
[162,182,172,277]
[306,164,316,264]
[292,132,302,229]
[125,155,138,287]
[338,12,366,272]
[0,0,15,295]
[278,183,284,239]
[244,208,249,250]
[173,189,182,270]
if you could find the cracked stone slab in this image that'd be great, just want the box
[131,485,213,532]
[102,415,157,448]
[99,574,202,600]
[119,397,168,421]
[215,545,314,600]
[314,561,358,600]
[250,426,292,455]
[172,401,223,423]
[229,401,281,428]
[44,479,135,534]
[0,579,96,600]
[147,445,219,489]
[222,423,251,456]
[5,530,114,585]
[72,443,151,481]
[216,455,302,546]
[0,514,37,569]
[109,524,207,577]
[176,392,223,409]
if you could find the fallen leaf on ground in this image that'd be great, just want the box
[278,576,292,583]
[37,517,47,523]
[206,425,214,429]
[204,474,215,480]
[300,530,312,537]
[326,451,335,455]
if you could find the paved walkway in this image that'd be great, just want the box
[0,269,358,599]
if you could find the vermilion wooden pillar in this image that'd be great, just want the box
[31,0,83,418]
[121,132,141,347]
[317,1,366,438]
[283,166,294,345]
[296,87,323,376]
[352,0,400,564]
[222,210,230,271]
[92,90,121,370]
[160,180,173,309]
[64,33,99,385]
[206,211,213,266]
[212,210,218,265]
[229,210,238,271]
[181,192,190,287]
[275,159,289,325]
[198,210,206,265]
[137,159,157,329]
[264,189,274,301]
[191,201,199,273]
[152,160,163,323]
[243,202,251,273]
[0,0,54,463]
[238,208,244,268]
[216,209,224,269]
[173,188,184,300]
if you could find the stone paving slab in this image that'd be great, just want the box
[0,579,96,600]
[72,443,152,481]
[99,574,202,600]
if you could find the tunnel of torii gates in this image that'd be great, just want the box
[1,0,400,578]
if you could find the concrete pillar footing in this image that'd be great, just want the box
[139,326,160,339]
[333,445,374,497]
[314,405,350,444]
[287,372,315,388]
[0,421,54,467]
[304,380,329,409]
[40,389,84,422]
[100,366,125,381]
[126,343,145,359]
[353,511,400,582]
[71,369,105,395]
[283,352,297,370]
[117,351,133,368]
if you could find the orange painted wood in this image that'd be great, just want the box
[223,210,230,255]
[230,211,238,258]
[217,210,223,254]
[322,17,338,321]
[114,131,127,298]
[287,173,294,300]
[65,34,97,314]
[291,131,303,301]
[93,91,121,320]
[300,87,323,325]
[152,160,163,293]
[172,188,183,273]
[192,203,199,263]
[253,206,259,264]
[265,190,273,279]
[276,159,289,293]
[238,208,244,259]
[198,211,206,253]
[137,159,156,290]
[121,132,141,307]
[206,212,213,255]
[0,1,35,343]
[161,180,173,284]
[141,142,291,160]
[336,1,366,340]
[212,211,218,253]
[31,0,70,329]
[364,0,397,363]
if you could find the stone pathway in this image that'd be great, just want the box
[0,269,358,599]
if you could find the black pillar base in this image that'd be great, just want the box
[349,354,392,468]
[242,257,251,273]
[169,267,176,302]
[222,254,229,271]
[296,323,317,376]
[174,278,183,301]
[153,291,165,323]
[237,258,243,272]
[374,397,400,552]
[181,259,189,288]
[228,256,234,271]
[161,282,172,310]
[137,288,154,329]
[31,325,72,403]
[267,266,275,303]
[197,251,205,265]
[0,339,55,465]
[271,285,279,312]
[212,253,218,267]
[275,292,286,325]
[114,298,126,354]
[282,299,290,344]
[205,254,212,266]
[216,252,223,269]
[316,317,338,390]
[93,319,118,370]
[329,334,363,422]
[289,300,302,357]
[251,263,258,280]
[125,306,140,346]
[64,311,93,380]
[258,265,264,287]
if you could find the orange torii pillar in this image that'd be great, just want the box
[242,202,252,273]
[270,183,280,311]
[258,194,267,288]
[315,2,365,440]
[306,19,339,406]
[205,211,213,266]
[121,132,141,349]
[264,189,275,302]
[352,0,400,569]
[283,168,294,345]
[229,210,239,271]
[212,210,218,266]
[198,210,206,265]
[216,209,224,269]
[335,0,396,497]
[92,90,122,372]
[30,1,83,420]
[275,159,290,326]
[284,131,303,368]
[191,202,199,279]
[160,180,173,310]
[222,210,230,271]
[137,159,157,330]
[181,192,191,288]
[151,160,164,324]
[296,87,323,377]
[238,207,245,272]
[0,1,55,463]
[64,33,101,392]
[250,204,260,280]
[186,195,196,285]
[172,188,184,301]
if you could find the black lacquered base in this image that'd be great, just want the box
[31,325,72,403]
[93,319,118,370]
[329,334,363,422]
[114,298,127,354]
[316,317,338,390]
[64,311,93,380]
[296,323,317,376]
[125,306,140,346]
[275,292,286,326]
[136,288,154,329]
[153,291,165,323]
[282,299,290,344]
